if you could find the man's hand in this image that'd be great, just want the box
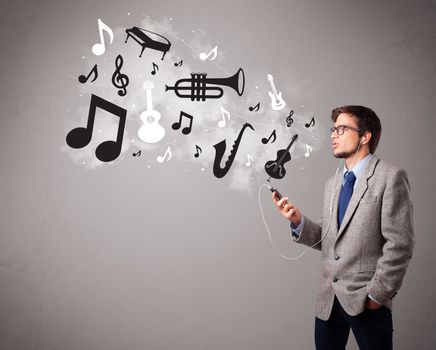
[272,192,302,227]
[365,297,382,310]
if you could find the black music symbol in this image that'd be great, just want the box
[165,68,245,101]
[286,110,294,127]
[132,150,142,157]
[125,27,171,60]
[213,122,255,178]
[305,116,315,128]
[151,62,159,75]
[112,54,129,96]
[249,102,260,112]
[262,129,277,144]
[194,145,202,158]
[66,94,127,162]
[172,111,193,135]
[174,60,183,67]
[78,64,98,84]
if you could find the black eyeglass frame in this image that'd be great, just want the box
[330,125,361,136]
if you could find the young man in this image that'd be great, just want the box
[272,106,414,350]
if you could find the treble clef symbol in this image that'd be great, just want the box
[112,54,129,96]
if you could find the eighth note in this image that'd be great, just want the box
[174,60,183,67]
[218,106,230,128]
[249,102,260,112]
[304,144,312,158]
[78,64,98,84]
[199,45,218,61]
[305,117,315,128]
[245,154,254,167]
[172,111,193,135]
[262,129,277,144]
[194,145,202,158]
[92,19,114,56]
[156,146,172,163]
[151,62,159,75]
[132,150,142,157]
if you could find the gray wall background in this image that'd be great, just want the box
[1,0,436,349]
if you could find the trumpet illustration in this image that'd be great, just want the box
[165,68,245,101]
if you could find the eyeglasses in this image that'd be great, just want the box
[330,125,361,136]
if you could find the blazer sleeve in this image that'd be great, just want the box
[368,168,414,304]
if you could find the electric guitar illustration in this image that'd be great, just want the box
[267,74,286,111]
[137,81,165,143]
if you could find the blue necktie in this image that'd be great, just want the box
[338,171,356,227]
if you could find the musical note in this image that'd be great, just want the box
[132,150,142,157]
[66,94,127,162]
[174,60,183,67]
[245,154,254,167]
[112,55,129,96]
[156,146,172,163]
[199,45,218,61]
[261,129,277,144]
[218,106,230,128]
[194,145,202,158]
[78,64,98,84]
[304,144,313,158]
[249,103,260,112]
[172,111,193,135]
[286,110,294,127]
[151,62,159,75]
[305,117,315,128]
[92,19,114,56]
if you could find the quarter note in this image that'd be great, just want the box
[261,129,277,144]
[286,110,294,127]
[194,145,202,158]
[305,117,315,128]
[66,94,127,162]
[92,19,114,56]
[249,102,260,112]
[199,45,218,61]
[78,64,98,84]
[156,146,172,163]
[218,106,230,128]
[112,54,129,96]
[151,62,159,75]
[172,111,193,135]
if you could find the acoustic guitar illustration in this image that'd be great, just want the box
[265,134,298,180]
[137,81,165,143]
[267,74,286,111]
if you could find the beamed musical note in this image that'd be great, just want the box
[66,94,127,162]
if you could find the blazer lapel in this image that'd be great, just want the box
[336,156,379,239]
[329,172,343,234]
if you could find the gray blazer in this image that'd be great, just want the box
[294,155,414,320]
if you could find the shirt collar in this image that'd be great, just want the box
[343,153,373,181]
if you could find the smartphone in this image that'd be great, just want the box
[268,186,283,200]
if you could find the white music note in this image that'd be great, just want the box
[92,19,114,56]
[199,45,218,61]
[304,144,313,157]
[218,106,230,128]
[156,146,172,163]
[245,154,254,167]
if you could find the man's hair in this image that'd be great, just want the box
[331,105,382,153]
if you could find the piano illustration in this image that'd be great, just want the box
[125,27,171,60]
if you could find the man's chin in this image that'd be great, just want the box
[334,151,352,159]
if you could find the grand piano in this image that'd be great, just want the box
[125,27,171,60]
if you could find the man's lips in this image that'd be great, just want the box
[332,143,339,148]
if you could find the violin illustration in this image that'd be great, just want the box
[265,134,299,180]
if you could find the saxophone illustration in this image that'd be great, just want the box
[212,122,255,178]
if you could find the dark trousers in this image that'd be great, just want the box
[315,296,393,350]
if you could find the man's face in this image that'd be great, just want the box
[331,113,362,159]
